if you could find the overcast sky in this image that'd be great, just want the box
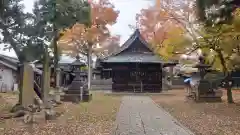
[0,0,153,58]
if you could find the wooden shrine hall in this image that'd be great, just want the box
[101,29,177,92]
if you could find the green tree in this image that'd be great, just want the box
[0,0,50,107]
[178,10,240,103]
[33,0,91,88]
[0,0,90,107]
[196,0,240,24]
[0,0,35,61]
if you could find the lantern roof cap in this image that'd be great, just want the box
[71,55,85,66]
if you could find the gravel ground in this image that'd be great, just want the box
[151,89,240,135]
[0,92,121,135]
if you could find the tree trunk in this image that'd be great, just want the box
[217,50,234,103]
[53,34,58,88]
[52,0,58,89]
[87,45,92,90]
[226,83,234,103]
[42,48,50,107]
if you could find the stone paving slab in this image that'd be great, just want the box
[113,96,194,135]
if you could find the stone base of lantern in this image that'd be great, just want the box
[61,93,92,103]
[61,94,81,103]
[198,97,222,102]
[187,90,223,103]
[82,92,92,102]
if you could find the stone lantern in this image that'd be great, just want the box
[191,53,223,102]
[71,55,85,72]
[63,55,87,102]
[193,54,211,80]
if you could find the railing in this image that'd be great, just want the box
[34,80,42,99]
[33,71,43,99]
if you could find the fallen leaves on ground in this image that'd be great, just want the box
[0,92,122,135]
[151,90,240,135]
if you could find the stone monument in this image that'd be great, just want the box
[19,63,35,108]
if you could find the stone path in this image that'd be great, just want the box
[113,96,194,135]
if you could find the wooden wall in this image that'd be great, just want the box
[111,63,162,92]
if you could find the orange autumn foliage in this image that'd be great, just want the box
[135,0,194,58]
[94,35,121,57]
[58,0,119,56]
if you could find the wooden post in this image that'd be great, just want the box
[80,86,83,101]
[87,45,92,91]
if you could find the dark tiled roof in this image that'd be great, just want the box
[102,29,175,64]
[0,54,18,70]
[0,54,19,64]
[106,29,152,57]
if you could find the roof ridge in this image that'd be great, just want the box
[0,54,18,60]
[110,29,150,56]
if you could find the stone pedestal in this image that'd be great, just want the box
[82,90,92,102]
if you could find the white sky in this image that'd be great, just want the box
[0,0,153,58]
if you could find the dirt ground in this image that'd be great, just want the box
[151,89,240,135]
[0,91,121,135]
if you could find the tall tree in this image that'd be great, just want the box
[172,9,240,103]
[33,0,91,88]
[58,0,119,90]
[0,0,91,106]
[0,0,51,106]
[136,0,240,103]
[59,25,120,57]
[0,0,36,61]
[94,35,121,58]
[134,0,193,60]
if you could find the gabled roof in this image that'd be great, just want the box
[102,29,176,64]
[110,29,152,56]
